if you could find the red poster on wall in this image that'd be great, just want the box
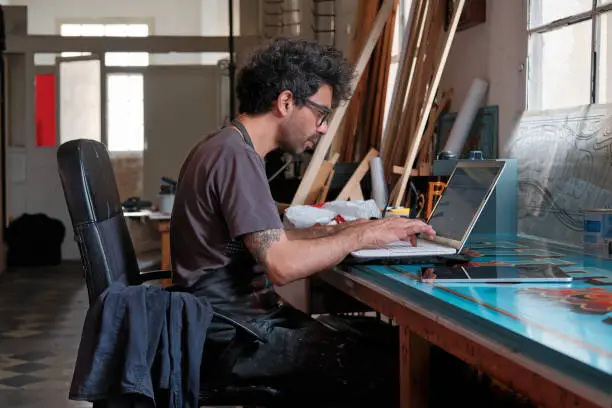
[35,74,56,147]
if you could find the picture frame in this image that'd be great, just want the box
[434,105,499,160]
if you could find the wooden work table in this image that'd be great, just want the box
[133,212,612,407]
[157,219,170,271]
[124,210,172,279]
[319,234,612,408]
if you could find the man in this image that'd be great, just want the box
[170,37,435,407]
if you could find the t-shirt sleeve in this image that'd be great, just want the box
[214,144,283,239]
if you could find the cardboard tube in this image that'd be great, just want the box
[442,78,489,157]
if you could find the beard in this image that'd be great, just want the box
[279,134,318,155]
[278,136,303,155]
[278,123,313,154]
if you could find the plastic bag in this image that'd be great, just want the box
[284,206,337,228]
[284,200,381,228]
[322,200,381,220]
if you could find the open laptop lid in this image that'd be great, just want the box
[426,160,506,251]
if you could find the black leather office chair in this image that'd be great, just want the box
[56,139,282,407]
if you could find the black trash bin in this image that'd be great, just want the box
[5,213,66,267]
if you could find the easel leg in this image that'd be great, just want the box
[400,326,430,408]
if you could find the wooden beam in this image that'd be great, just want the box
[417,88,453,173]
[336,148,379,201]
[4,34,262,54]
[393,165,419,176]
[380,0,422,162]
[317,153,340,204]
[392,0,466,208]
[388,0,438,180]
[290,0,395,206]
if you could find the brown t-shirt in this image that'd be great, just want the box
[170,126,283,316]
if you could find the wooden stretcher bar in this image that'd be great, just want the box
[392,0,466,208]
[291,0,395,206]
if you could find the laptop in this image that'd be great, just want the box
[349,160,506,260]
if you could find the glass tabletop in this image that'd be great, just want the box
[346,234,612,383]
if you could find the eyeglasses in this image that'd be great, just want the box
[305,99,332,127]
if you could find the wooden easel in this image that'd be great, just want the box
[305,152,340,204]
[277,153,340,214]
[335,148,378,201]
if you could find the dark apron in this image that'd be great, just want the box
[185,119,400,406]
[187,247,284,342]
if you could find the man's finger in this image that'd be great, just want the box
[410,235,417,247]
[405,224,434,235]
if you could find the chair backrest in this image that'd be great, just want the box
[57,139,141,304]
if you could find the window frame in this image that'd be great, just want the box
[57,19,152,152]
[58,20,153,67]
[527,0,612,109]
[56,17,155,36]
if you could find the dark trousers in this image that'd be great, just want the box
[193,281,536,408]
[200,302,399,408]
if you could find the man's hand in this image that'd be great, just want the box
[348,217,435,249]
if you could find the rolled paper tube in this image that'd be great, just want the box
[369,156,387,210]
[442,78,489,157]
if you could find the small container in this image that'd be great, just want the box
[583,209,612,255]
[158,194,175,214]
[468,150,483,160]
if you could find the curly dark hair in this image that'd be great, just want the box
[236,37,354,114]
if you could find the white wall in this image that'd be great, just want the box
[200,0,240,64]
[439,0,528,152]
[10,0,203,35]
[4,1,251,260]
[9,0,210,65]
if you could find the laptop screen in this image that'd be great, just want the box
[428,163,504,243]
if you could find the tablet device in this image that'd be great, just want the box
[419,264,573,283]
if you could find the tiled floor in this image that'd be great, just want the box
[0,262,535,408]
[0,262,91,407]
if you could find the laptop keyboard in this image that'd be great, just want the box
[384,239,453,252]
[351,238,457,258]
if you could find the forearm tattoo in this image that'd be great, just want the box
[244,229,282,263]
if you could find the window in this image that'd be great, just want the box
[527,1,612,110]
[60,23,149,151]
[60,23,150,67]
[107,74,144,152]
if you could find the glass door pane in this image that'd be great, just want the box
[57,57,102,144]
[106,74,144,151]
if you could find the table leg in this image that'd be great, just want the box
[400,326,430,408]
[158,220,172,286]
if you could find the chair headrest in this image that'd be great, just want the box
[57,139,123,225]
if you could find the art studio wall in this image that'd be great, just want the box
[439,1,612,247]
[3,0,246,260]
[439,0,528,152]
